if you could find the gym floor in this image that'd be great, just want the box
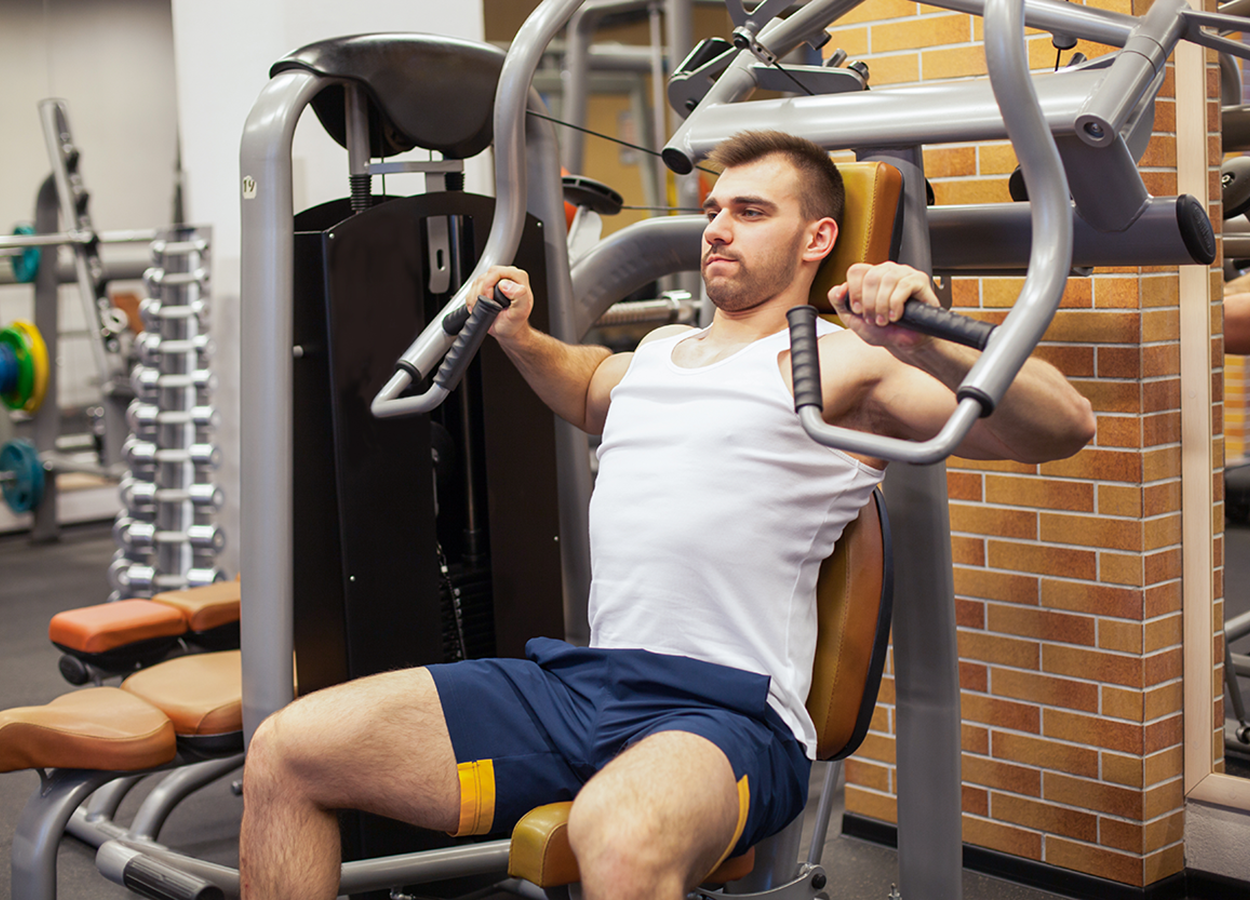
[3,519,1248,900]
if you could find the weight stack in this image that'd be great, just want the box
[109,226,224,599]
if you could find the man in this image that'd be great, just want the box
[239,131,1094,900]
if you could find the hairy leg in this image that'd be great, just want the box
[239,667,458,900]
[567,731,740,900]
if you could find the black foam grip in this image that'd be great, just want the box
[123,855,224,900]
[433,285,512,392]
[900,300,995,350]
[786,306,824,412]
[442,303,471,335]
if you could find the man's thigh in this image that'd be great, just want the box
[569,729,741,883]
[266,666,460,832]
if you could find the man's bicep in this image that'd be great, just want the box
[585,352,633,434]
[867,361,1021,460]
[863,359,961,441]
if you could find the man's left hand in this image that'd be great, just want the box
[830,261,939,352]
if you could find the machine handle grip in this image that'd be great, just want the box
[786,306,824,411]
[433,285,512,393]
[123,853,223,900]
[441,303,472,336]
[899,299,996,350]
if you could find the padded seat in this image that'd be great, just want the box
[508,802,755,887]
[121,651,242,739]
[151,581,241,633]
[48,581,243,682]
[0,688,176,774]
[0,650,243,774]
[49,598,186,656]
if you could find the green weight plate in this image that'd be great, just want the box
[0,439,44,513]
[9,225,40,284]
[0,328,33,410]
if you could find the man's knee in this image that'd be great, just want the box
[567,783,686,892]
[243,695,340,800]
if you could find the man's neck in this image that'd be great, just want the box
[704,292,805,346]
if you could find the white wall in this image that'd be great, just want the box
[0,0,179,408]
[170,0,488,577]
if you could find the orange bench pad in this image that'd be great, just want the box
[121,650,242,736]
[0,687,176,773]
[48,599,186,654]
[152,581,241,633]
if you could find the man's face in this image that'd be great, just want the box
[701,155,809,313]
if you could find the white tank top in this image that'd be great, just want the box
[587,321,884,757]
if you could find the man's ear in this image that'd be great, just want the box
[803,218,838,262]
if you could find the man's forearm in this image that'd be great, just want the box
[900,340,1095,463]
[496,324,613,431]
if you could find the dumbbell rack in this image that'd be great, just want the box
[109,227,224,599]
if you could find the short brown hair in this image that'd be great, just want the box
[706,130,844,228]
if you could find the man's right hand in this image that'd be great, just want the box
[468,265,535,342]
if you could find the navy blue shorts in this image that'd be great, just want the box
[427,637,811,857]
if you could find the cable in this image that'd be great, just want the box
[769,58,817,96]
[525,109,719,175]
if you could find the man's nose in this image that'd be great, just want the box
[704,209,731,243]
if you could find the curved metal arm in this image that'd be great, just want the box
[371,0,585,419]
[792,0,1072,463]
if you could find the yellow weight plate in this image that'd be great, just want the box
[10,321,47,413]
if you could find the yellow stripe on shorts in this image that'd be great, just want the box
[452,759,496,836]
[708,774,751,873]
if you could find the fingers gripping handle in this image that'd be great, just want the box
[900,299,996,351]
[787,306,824,412]
[433,285,512,393]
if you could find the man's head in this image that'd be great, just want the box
[706,131,844,228]
[700,131,842,313]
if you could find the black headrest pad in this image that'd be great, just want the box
[271,33,505,159]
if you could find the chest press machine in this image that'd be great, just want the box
[1,0,1242,897]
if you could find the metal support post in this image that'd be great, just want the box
[860,147,963,900]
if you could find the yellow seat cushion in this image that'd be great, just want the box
[508,802,755,888]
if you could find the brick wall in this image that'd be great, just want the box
[831,1,1222,887]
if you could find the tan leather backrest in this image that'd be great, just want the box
[808,160,904,314]
[806,489,892,761]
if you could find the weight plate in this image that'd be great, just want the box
[9,225,40,284]
[1224,157,1250,220]
[0,439,44,513]
[0,327,33,410]
[0,343,16,396]
[9,321,48,412]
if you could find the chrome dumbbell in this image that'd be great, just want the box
[131,366,160,403]
[122,437,158,477]
[115,518,157,551]
[119,476,157,514]
[189,482,225,511]
[185,567,224,589]
[187,523,226,553]
[107,558,155,594]
[126,401,160,440]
